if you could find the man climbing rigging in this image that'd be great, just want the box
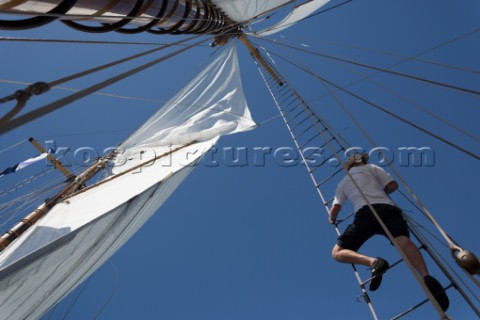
[328,153,449,311]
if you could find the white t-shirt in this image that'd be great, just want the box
[333,164,395,212]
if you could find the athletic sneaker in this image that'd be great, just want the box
[424,275,449,311]
[369,258,389,291]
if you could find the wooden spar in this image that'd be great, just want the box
[28,137,75,180]
[0,151,114,252]
[238,34,283,86]
[0,142,195,252]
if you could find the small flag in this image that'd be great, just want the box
[0,152,50,178]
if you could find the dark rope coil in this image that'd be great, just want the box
[148,0,191,35]
[0,0,228,34]
[115,0,168,34]
[61,0,145,33]
[0,0,78,30]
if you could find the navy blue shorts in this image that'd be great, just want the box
[337,204,410,251]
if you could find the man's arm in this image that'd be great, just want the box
[384,181,398,194]
[329,204,342,224]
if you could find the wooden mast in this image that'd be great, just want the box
[0,151,113,251]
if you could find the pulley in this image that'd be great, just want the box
[454,249,480,275]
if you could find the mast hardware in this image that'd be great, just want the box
[238,34,283,86]
[453,249,480,275]
[0,82,51,127]
[28,137,75,181]
[0,82,50,104]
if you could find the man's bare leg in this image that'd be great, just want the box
[394,235,429,277]
[332,244,375,266]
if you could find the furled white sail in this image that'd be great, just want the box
[211,0,291,22]
[255,0,331,36]
[0,43,255,320]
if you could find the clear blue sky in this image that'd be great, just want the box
[0,0,479,319]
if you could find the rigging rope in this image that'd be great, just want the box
[303,0,353,20]
[261,38,480,97]
[0,36,208,135]
[0,36,211,47]
[92,261,120,320]
[267,49,480,161]
[0,138,27,155]
[326,41,480,76]
[301,47,480,144]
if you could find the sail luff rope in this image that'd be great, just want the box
[268,49,480,161]
[60,273,93,320]
[0,37,207,135]
[91,261,120,320]
[260,38,480,97]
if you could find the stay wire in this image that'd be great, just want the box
[0,36,211,47]
[302,0,353,21]
[0,138,27,155]
[267,49,480,161]
[61,276,93,320]
[92,261,120,320]
[258,23,480,106]
[259,37,480,97]
[311,47,480,143]
[0,37,208,135]
[326,40,480,76]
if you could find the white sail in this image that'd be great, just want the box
[211,0,291,22]
[255,0,331,36]
[0,44,255,319]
